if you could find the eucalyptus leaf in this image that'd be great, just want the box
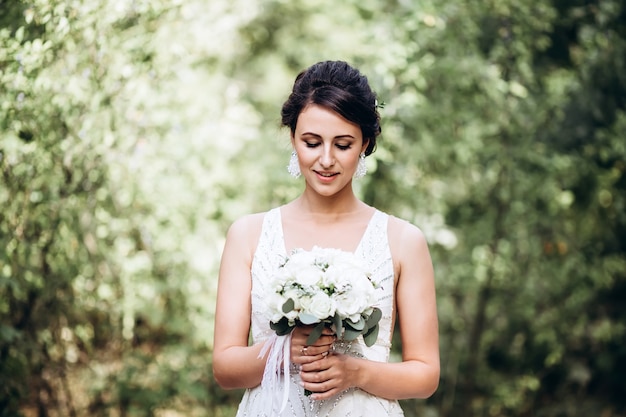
[366,308,382,329]
[299,313,319,325]
[363,324,379,347]
[346,316,365,331]
[343,327,361,341]
[282,298,295,314]
[333,313,342,337]
[306,322,326,345]
[270,317,294,336]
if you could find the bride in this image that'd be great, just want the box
[213,60,439,416]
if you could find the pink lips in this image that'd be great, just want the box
[314,171,339,183]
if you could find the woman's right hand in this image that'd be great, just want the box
[290,325,335,365]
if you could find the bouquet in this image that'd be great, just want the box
[259,247,382,410]
[266,246,382,348]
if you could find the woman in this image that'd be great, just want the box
[213,60,439,416]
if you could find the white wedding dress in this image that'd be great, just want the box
[235,207,404,417]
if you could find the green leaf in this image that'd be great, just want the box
[345,316,365,331]
[363,324,379,347]
[282,298,295,314]
[306,322,326,345]
[343,327,361,341]
[299,313,319,325]
[366,308,382,329]
[270,317,294,336]
[333,313,342,337]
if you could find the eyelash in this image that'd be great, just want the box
[305,142,351,150]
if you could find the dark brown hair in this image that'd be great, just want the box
[281,61,381,156]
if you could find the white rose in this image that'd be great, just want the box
[330,262,370,293]
[333,291,369,322]
[295,265,324,287]
[282,252,325,288]
[350,270,375,294]
[266,292,295,323]
[267,282,303,321]
[332,265,377,321]
[322,264,343,291]
[271,268,295,291]
[287,250,317,270]
[283,287,303,309]
[299,291,335,323]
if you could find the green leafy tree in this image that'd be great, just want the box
[225,0,626,415]
[1,0,249,414]
[350,1,626,416]
[2,0,624,416]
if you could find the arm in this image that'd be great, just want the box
[212,214,336,389]
[300,218,440,400]
[212,214,266,389]
[354,219,440,398]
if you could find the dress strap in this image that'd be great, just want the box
[356,210,389,262]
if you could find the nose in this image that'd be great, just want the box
[319,145,335,168]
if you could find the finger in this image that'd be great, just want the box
[299,368,327,383]
[292,349,328,365]
[291,344,305,358]
[300,344,323,356]
[311,337,335,349]
[300,357,332,372]
[300,378,341,399]
[301,353,327,364]
[317,336,336,345]
[309,387,342,401]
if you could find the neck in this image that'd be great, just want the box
[293,189,367,218]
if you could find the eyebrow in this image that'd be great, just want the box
[300,132,356,139]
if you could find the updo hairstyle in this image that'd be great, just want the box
[281,61,381,156]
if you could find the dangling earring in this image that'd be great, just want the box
[354,153,367,179]
[287,151,301,178]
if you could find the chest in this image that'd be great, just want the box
[282,218,371,253]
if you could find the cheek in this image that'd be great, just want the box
[343,153,361,168]
[297,149,316,165]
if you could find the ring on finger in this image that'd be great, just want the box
[301,346,309,356]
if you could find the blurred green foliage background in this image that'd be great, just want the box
[1,0,625,416]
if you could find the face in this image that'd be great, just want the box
[292,104,369,197]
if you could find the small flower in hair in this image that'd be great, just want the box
[375,100,386,109]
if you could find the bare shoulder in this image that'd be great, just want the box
[224,211,267,260]
[228,212,266,238]
[387,215,428,252]
[387,215,432,279]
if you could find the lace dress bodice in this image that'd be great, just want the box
[236,207,404,416]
